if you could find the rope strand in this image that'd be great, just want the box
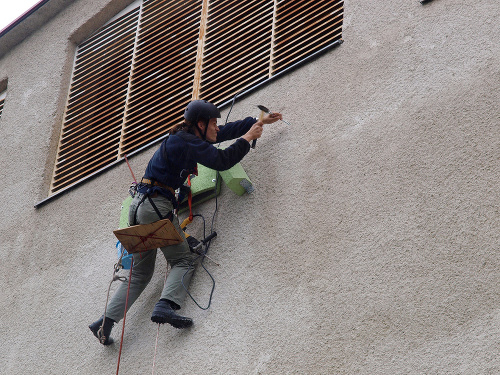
[152,268,169,375]
[124,154,137,183]
[116,259,134,375]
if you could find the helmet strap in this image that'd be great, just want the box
[195,119,209,141]
[203,119,209,140]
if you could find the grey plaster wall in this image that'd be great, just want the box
[0,0,499,374]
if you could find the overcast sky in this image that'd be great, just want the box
[0,0,41,32]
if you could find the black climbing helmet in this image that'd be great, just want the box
[184,100,221,124]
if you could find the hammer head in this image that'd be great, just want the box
[256,104,291,126]
[257,105,270,113]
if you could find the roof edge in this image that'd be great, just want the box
[0,0,75,59]
[0,0,50,38]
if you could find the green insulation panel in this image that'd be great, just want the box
[119,196,133,228]
[219,162,253,196]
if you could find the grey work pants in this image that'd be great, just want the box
[106,193,197,322]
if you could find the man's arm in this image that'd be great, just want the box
[191,136,251,171]
[216,117,256,143]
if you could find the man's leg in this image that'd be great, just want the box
[150,240,197,328]
[90,193,158,344]
[105,249,157,322]
[89,248,157,344]
[160,232,197,309]
[147,197,198,327]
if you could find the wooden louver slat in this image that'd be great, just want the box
[273,0,343,74]
[50,7,140,193]
[49,0,343,197]
[119,0,202,157]
[200,0,274,106]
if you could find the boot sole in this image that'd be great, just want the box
[151,313,193,328]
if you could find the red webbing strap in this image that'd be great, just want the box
[124,154,137,183]
[187,175,193,221]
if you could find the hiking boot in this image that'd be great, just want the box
[89,316,115,345]
[151,299,193,328]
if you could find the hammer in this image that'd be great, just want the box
[252,107,265,148]
[257,105,291,126]
[252,105,291,148]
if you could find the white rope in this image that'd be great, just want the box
[152,266,170,375]
[98,249,128,343]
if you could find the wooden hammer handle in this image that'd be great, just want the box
[252,110,265,149]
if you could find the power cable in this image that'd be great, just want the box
[180,93,239,310]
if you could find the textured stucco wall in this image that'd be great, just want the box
[0,0,499,374]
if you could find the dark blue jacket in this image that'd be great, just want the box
[143,117,255,189]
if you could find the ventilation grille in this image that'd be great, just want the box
[200,0,274,105]
[0,97,4,120]
[121,0,202,156]
[50,0,343,196]
[274,0,344,74]
[52,8,140,192]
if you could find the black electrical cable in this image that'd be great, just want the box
[180,93,239,310]
[181,213,216,310]
[180,170,220,310]
[225,92,238,126]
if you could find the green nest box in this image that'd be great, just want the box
[119,196,133,229]
[219,162,254,196]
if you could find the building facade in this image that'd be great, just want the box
[0,0,499,373]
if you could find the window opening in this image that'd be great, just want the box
[41,0,343,206]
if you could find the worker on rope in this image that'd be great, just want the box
[89,100,282,345]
